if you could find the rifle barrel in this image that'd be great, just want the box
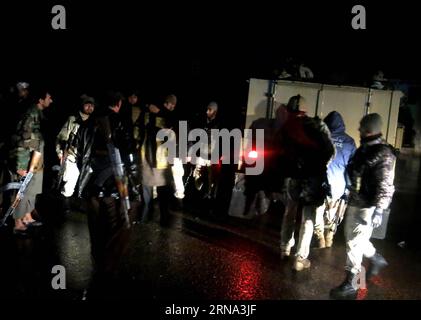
[0,207,15,227]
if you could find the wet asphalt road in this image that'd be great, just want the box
[1,149,421,300]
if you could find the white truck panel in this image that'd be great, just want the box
[245,78,272,129]
[370,89,403,146]
[316,85,368,146]
[273,81,320,118]
[245,78,403,148]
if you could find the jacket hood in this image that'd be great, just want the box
[324,111,345,134]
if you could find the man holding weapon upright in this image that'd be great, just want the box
[83,91,139,290]
[55,94,95,214]
[3,87,53,236]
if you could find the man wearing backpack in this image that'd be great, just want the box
[279,95,335,271]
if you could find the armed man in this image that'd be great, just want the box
[55,94,95,213]
[192,101,221,201]
[83,91,138,285]
[6,87,53,235]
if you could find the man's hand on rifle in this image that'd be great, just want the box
[58,152,64,165]
[17,169,28,177]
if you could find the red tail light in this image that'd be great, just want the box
[248,150,258,159]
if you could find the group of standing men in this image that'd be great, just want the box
[270,95,396,299]
[1,83,397,299]
[1,87,189,279]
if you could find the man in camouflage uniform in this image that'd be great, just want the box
[8,88,53,235]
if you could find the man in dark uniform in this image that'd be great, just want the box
[330,113,396,299]
[55,94,95,213]
[85,91,137,279]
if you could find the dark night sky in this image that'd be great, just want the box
[1,1,420,123]
[1,2,419,79]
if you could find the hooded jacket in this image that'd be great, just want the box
[324,111,357,199]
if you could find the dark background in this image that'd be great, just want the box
[1,1,420,127]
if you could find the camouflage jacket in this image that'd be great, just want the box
[9,104,44,172]
[56,111,89,160]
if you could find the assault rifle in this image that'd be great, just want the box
[99,115,131,228]
[0,151,42,227]
[56,123,80,190]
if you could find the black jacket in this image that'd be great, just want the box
[347,134,396,210]
[281,112,334,179]
[84,108,136,196]
[280,112,335,205]
[136,106,178,169]
[74,116,96,197]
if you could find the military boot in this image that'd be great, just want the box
[330,271,358,300]
[62,196,72,215]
